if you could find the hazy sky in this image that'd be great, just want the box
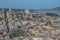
[0,0,60,9]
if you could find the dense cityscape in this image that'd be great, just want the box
[0,8,60,40]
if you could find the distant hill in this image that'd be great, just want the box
[0,7,60,15]
[52,7,60,10]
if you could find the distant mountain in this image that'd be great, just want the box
[0,7,60,14]
[52,7,60,10]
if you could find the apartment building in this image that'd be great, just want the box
[0,9,6,32]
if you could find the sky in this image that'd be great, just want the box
[0,0,60,9]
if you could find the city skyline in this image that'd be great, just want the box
[0,0,60,9]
